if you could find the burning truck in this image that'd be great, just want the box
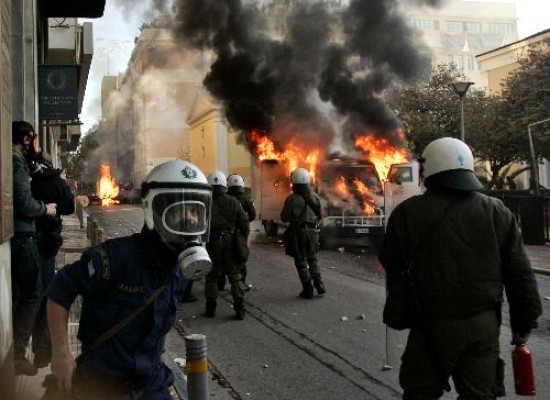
[258,157,419,249]
[255,134,421,249]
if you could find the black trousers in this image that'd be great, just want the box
[11,236,42,359]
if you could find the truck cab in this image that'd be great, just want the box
[257,158,422,249]
[383,160,423,223]
[316,157,385,249]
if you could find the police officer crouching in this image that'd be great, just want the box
[204,171,250,320]
[46,160,213,399]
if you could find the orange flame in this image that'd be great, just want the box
[251,129,408,217]
[335,176,350,198]
[251,130,318,182]
[353,178,376,214]
[97,164,120,206]
[354,133,409,180]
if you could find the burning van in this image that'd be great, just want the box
[259,155,386,249]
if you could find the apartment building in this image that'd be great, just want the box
[403,1,518,84]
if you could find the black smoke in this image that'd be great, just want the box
[174,0,442,155]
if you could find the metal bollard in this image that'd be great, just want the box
[90,220,97,245]
[97,228,106,244]
[185,334,209,400]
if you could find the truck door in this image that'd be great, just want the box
[384,161,423,223]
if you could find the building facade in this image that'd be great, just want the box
[476,29,550,190]
[401,0,518,85]
[0,0,103,395]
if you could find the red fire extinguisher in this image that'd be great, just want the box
[512,344,536,396]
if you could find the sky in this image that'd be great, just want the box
[79,0,550,134]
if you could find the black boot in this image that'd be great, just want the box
[313,278,326,295]
[234,300,246,320]
[205,298,217,318]
[299,281,314,299]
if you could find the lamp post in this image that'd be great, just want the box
[527,117,550,196]
[451,81,474,142]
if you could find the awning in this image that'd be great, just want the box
[41,0,106,18]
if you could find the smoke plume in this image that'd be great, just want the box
[173,0,442,156]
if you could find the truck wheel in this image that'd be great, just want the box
[263,220,279,237]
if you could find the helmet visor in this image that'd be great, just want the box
[152,192,211,240]
[163,201,207,235]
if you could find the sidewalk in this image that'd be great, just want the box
[14,212,184,400]
[525,245,550,275]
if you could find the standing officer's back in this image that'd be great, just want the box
[379,137,542,399]
[204,171,250,320]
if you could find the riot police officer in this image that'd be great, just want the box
[46,160,213,399]
[380,138,542,399]
[29,155,75,369]
[217,174,256,291]
[281,168,325,299]
[205,171,250,320]
[11,121,57,376]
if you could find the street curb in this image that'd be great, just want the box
[533,267,550,276]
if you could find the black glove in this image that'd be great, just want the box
[511,332,530,346]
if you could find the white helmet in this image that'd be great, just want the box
[142,160,212,246]
[290,168,310,184]
[207,170,227,188]
[227,174,245,188]
[421,137,482,191]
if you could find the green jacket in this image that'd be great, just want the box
[280,190,322,257]
[379,190,542,333]
[280,191,321,224]
[209,193,250,238]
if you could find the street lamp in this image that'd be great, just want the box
[527,117,550,195]
[451,81,474,142]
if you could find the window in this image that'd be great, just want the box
[466,56,475,71]
[457,55,465,70]
[464,22,481,32]
[411,19,439,31]
[446,21,462,32]
[487,23,514,33]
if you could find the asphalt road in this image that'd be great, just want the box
[88,205,550,400]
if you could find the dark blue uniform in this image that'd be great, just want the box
[47,228,186,399]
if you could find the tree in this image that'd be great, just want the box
[390,64,466,155]
[466,93,528,189]
[501,38,550,161]
[391,63,541,189]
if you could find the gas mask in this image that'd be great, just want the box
[142,160,213,280]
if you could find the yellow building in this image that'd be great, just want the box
[187,88,254,187]
[104,15,254,191]
[476,28,550,94]
[476,29,550,189]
